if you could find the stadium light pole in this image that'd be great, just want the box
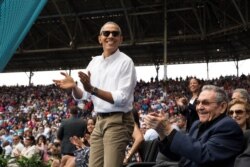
[163,0,168,80]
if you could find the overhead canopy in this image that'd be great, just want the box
[3,0,250,73]
[0,0,47,72]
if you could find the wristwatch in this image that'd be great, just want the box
[91,87,98,95]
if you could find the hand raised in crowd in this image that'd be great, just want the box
[176,96,188,106]
[176,96,189,111]
[53,72,76,89]
[70,136,85,149]
[144,110,173,140]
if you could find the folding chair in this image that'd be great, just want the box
[126,139,159,167]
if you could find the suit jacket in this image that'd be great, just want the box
[234,130,250,167]
[57,116,87,155]
[159,114,244,167]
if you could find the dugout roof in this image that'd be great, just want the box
[3,0,250,72]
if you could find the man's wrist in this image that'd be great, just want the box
[165,126,174,136]
[91,87,98,95]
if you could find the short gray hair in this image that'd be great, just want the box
[202,85,228,103]
[233,88,250,102]
[100,21,122,35]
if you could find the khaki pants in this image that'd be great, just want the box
[89,112,134,167]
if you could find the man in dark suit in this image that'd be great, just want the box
[145,85,244,167]
[57,106,86,163]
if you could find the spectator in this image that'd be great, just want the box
[69,135,90,167]
[232,88,250,102]
[57,106,87,166]
[234,138,250,167]
[85,117,96,146]
[227,99,250,132]
[145,85,244,167]
[20,136,39,158]
[49,141,61,167]
[123,109,144,165]
[3,140,12,158]
[227,98,250,167]
[36,134,49,163]
[1,129,13,144]
[11,135,24,158]
[177,77,201,132]
[53,21,136,167]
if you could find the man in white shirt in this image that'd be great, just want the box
[11,135,24,158]
[8,135,24,166]
[53,21,137,167]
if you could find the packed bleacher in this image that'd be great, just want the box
[0,74,249,166]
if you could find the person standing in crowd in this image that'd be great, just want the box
[57,106,87,167]
[176,77,201,132]
[145,85,243,167]
[53,21,137,167]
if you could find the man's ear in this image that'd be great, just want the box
[98,35,102,44]
[221,102,228,114]
[119,36,123,44]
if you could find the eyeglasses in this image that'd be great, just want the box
[196,100,218,106]
[101,31,120,37]
[228,109,245,116]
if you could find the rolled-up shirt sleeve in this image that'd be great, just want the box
[111,59,137,107]
[79,49,137,112]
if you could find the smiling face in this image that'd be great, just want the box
[228,99,250,130]
[98,22,123,57]
[229,103,249,129]
[196,90,227,123]
[87,118,95,134]
[189,78,200,93]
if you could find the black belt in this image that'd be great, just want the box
[97,112,124,117]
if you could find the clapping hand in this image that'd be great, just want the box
[78,71,92,93]
[53,72,76,89]
[70,136,84,149]
[144,110,173,140]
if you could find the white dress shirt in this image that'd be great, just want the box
[74,49,137,113]
[11,142,24,157]
[144,128,159,141]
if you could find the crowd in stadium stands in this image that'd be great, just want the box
[0,74,249,166]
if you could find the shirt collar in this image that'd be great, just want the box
[101,49,120,61]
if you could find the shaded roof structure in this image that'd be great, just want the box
[3,0,250,73]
